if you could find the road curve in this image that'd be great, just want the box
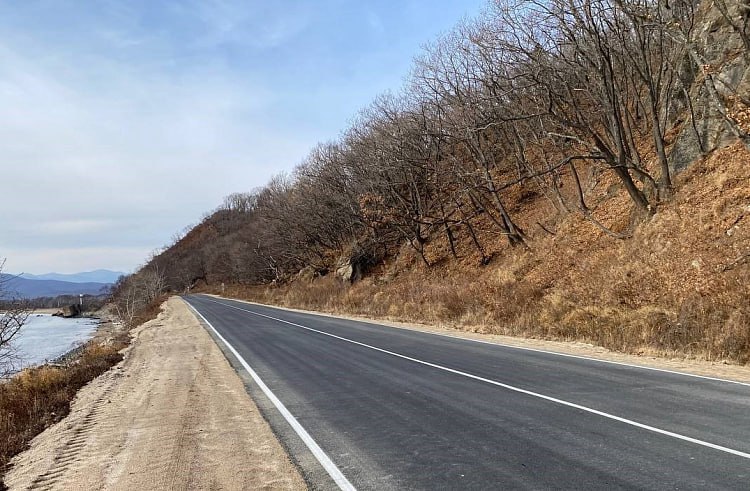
[184,294,750,490]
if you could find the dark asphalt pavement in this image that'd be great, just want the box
[183,294,750,490]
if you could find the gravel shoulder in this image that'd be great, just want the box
[5,296,305,491]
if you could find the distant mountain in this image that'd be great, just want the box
[19,269,124,284]
[0,274,111,300]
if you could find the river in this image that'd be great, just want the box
[12,314,98,369]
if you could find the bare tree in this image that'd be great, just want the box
[111,266,166,327]
[221,192,258,213]
[0,259,31,377]
[122,0,745,289]
[413,29,529,247]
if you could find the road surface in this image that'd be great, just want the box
[184,294,750,490]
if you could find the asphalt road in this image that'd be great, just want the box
[183,294,750,490]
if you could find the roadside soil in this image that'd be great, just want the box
[212,295,750,384]
[5,297,305,491]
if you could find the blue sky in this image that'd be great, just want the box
[0,0,486,275]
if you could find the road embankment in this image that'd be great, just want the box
[5,297,305,490]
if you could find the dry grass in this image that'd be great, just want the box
[0,342,125,477]
[127,294,169,329]
[208,141,750,365]
[0,296,165,487]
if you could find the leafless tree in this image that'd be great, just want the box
[221,192,258,213]
[0,259,31,377]
[125,0,743,288]
[111,266,166,327]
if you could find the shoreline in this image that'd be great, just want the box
[4,297,305,490]
[30,308,61,315]
[0,310,127,482]
[13,311,116,374]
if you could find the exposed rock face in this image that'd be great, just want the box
[334,258,355,283]
[297,266,329,282]
[332,239,384,283]
[334,251,372,283]
[670,2,750,172]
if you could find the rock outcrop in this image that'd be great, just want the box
[53,304,83,318]
[670,1,750,172]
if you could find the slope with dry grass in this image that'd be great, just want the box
[213,141,750,364]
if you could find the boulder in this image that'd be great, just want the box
[53,304,83,318]
[334,259,354,283]
[334,250,373,284]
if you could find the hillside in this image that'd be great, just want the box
[118,0,750,363]
[235,140,750,362]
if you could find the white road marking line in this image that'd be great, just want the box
[216,295,750,388]
[405,332,750,388]
[204,297,750,461]
[184,300,357,491]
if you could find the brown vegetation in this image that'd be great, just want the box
[210,141,750,364]
[3,298,305,491]
[0,343,124,477]
[0,296,164,486]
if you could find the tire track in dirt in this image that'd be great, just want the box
[6,298,305,491]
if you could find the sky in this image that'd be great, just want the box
[0,0,487,275]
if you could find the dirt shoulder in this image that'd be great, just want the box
[211,295,750,384]
[5,296,305,491]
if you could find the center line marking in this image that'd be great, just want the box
[202,296,750,461]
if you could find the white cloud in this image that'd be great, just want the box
[0,7,312,274]
[174,0,313,50]
[2,246,149,276]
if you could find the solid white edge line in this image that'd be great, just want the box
[214,295,750,388]
[205,297,750,461]
[183,299,357,491]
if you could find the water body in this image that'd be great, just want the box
[13,314,98,369]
